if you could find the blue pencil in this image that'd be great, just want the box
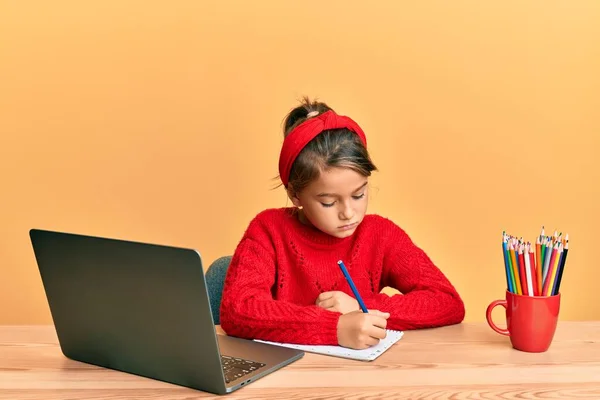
[337,260,368,313]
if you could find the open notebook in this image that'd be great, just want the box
[254,329,404,361]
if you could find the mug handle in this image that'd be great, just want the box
[486,300,509,336]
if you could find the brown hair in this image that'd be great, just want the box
[278,97,377,196]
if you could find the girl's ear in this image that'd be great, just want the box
[291,197,302,208]
[287,187,302,208]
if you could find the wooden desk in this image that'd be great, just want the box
[1,322,599,399]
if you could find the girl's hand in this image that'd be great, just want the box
[337,309,389,349]
[316,291,360,314]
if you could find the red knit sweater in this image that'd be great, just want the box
[220,207,465,345]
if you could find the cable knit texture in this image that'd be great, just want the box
[220,207,465,345]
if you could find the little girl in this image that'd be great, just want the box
[220,98,465,350]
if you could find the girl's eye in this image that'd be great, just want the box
[320,193,364,208]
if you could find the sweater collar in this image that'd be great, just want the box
[282,207,355,248]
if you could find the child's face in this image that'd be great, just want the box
[291,167,369,239]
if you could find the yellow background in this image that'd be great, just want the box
[1,1,599,324]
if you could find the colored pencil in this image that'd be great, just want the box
[553,234,569,295]
[509,242,522,295]
[502,233,511,292]
[542,242,559,295]
[506,240,516,293]
[519,244,531,296]
[540,240,546,278]
[524,243,535,296]
[528,248,538,296]
[535,236,542,295]
[544,243,563,296]
[542,238,553,285]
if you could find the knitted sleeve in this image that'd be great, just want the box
[362,219,465,330]
[219,215,341,345]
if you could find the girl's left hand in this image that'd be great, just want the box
[316,291,360,314]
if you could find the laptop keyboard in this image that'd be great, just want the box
[221,355,266,384]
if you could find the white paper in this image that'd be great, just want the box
[255,330,404,361]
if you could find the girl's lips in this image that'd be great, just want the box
[339,222,358,231]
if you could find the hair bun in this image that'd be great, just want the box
[282,96,334,137]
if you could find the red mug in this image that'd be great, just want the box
[486,290,561,352]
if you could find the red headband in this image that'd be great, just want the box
[278,110,367,187]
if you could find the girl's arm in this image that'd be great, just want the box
[362,224,465,330]
[219,235,341,345]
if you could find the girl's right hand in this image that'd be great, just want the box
[336,310,390,349]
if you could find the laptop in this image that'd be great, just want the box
[29,228,304,395]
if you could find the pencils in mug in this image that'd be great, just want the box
[337,260,368,313]
[502,228,570,297]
